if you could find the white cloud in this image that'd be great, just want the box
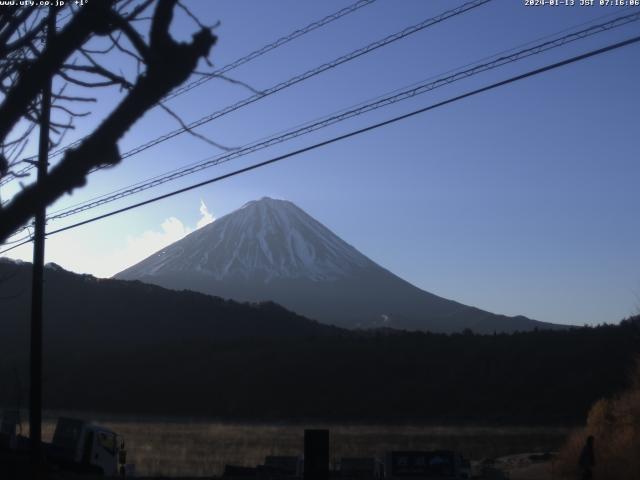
[196,199,215,229]
[2,201,217,278]
[101,200,216,277]
[102,216,192,277]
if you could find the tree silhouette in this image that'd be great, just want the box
[0,0,217,243]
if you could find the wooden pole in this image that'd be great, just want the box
[29,6,54,474]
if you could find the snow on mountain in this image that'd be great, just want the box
[119,197,374,282]
[116,197,562,333]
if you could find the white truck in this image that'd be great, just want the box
[47,417,131,476]
[1,413,133,477]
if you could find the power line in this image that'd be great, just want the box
[0,0,492,187]
[60,0,379,155]
[0,237,32,255]
[1,232,32,246]
[0,0,378,186]
[115,0,492,161]
[164,0,378,101]
[2,32,638,256]
[45,7,640,219]
[42,10,640,222]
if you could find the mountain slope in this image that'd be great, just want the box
[118,197,375,282]
[116,197,561,333]
[0,258,340,358]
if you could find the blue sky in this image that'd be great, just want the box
[2,0,639,326]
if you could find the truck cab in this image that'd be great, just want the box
[48,417,125,476]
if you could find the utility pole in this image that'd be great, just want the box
[30,6,55,474]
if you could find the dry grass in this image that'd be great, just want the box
[556,361,640,480]
[31,420,567,477]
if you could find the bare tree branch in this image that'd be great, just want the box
[0,2,117,142]
[158,101,234,151]
[0,0,217,242]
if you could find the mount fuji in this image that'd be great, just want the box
[115,197,560,333]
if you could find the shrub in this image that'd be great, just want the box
[556,359,640,479]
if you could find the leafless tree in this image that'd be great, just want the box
[0,0,218,243]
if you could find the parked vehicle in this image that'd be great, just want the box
[0,412,133,477]
[384,451,470,480]
[47,417,129,476]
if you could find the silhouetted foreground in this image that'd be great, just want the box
[1,260,638,423]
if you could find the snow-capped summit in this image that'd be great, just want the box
[116,197,560,333]
[118,197,374,283]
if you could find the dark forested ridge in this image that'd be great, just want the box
[1,259,638,424]
[0,258,341,350]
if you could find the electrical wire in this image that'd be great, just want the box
[114,0,492,161]
[49,0,379,158]
[0,0,491,186]
[45,6,640,219]
[164,0,378,101]
[0,0,377,185]
[42,10,640,222]
[2,32,639,255]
